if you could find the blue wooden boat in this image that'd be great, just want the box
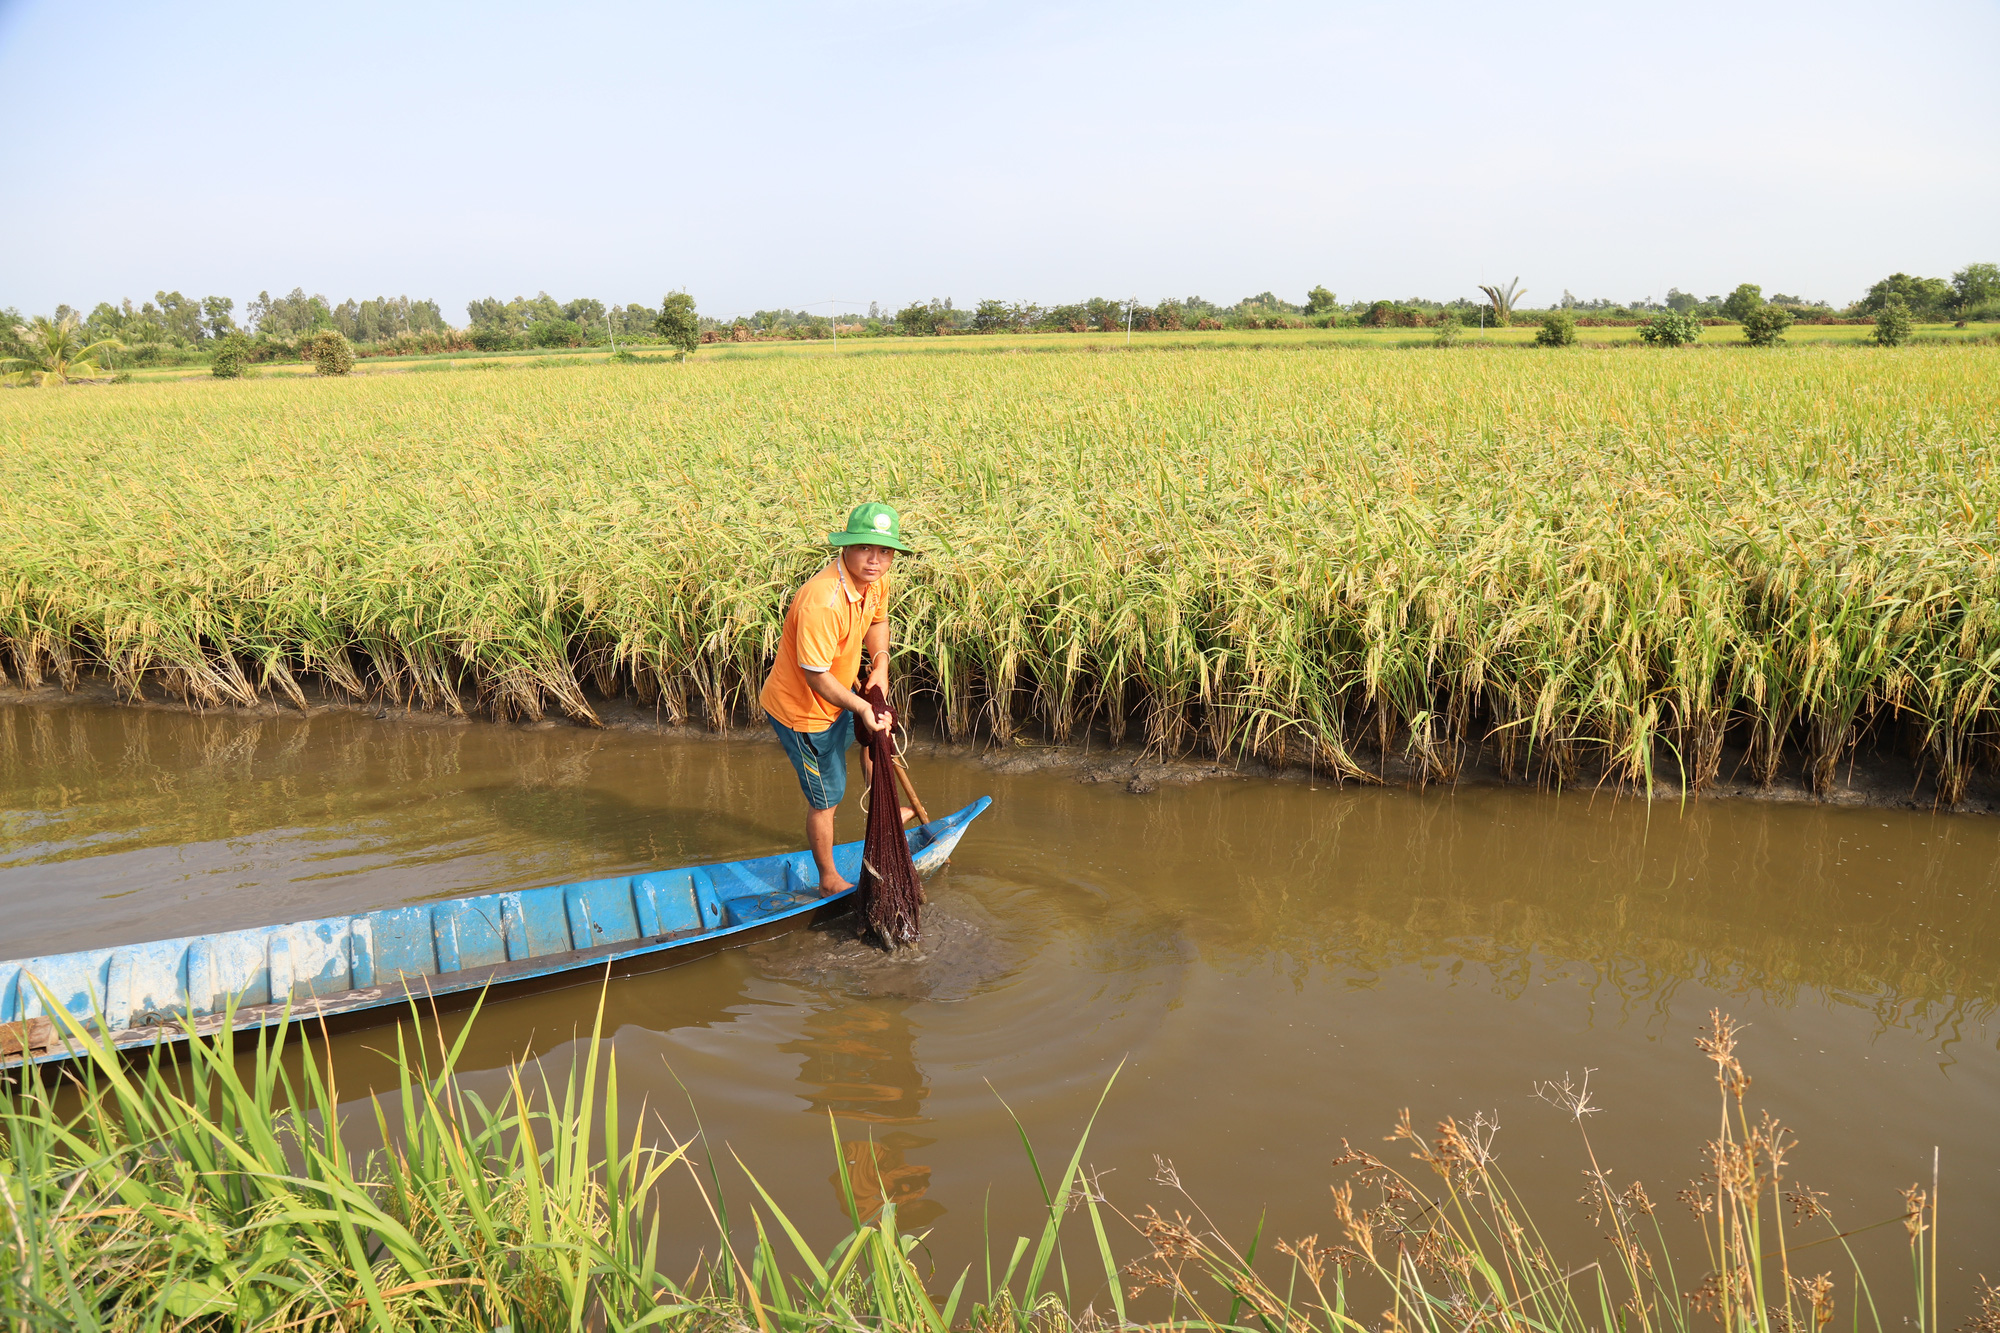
[0,797,991,1070]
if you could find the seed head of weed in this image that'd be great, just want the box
[1696,1008,1752,1100]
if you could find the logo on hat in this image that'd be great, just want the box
[873,513,891,530]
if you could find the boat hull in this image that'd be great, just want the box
[2,797,991,1070]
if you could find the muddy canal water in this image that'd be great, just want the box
[4,699,1996,1311]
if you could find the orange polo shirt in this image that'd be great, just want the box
[759,560,891,733]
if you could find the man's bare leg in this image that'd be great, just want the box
[807,805,852,895]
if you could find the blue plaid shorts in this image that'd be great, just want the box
[767,710,854,810]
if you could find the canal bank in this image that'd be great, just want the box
[10,670,2000,815]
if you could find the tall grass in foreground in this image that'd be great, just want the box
[4,346,1999,797]
[1,996,1975,1333]
[0,989,1136,1333]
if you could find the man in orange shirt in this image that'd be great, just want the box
[759,502,917,895]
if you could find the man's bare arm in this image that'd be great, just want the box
[805,665,890,733]
[862,619,891,695]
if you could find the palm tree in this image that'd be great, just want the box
[1,314,123,385]
[1477,277,1527,327]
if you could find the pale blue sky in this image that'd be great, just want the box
[3,0,1995,322]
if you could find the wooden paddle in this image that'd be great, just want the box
[889,755,931,827]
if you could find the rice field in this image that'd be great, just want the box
[3,344,1997,797]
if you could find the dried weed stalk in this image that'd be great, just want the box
[1101,1008,1956,1333]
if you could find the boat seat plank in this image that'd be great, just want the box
[507,887,574,958]
[500,895,529,959]
[434,900,507,973]
[432,912,461,973]
[118,943,200,1029]
[369,906,441,982]
[107,953,134,1028]
[633,876,664,936]
[691,869,727,929]
[635,870,703,935]
[268,936,294,1007]
[187,940,218,1016]
[562,877,639,948]
[207,932,281,1010]
[349,919,376,988]
[706,860,775,904]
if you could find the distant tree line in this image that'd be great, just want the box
[702,266,1995,340]
[1626,264,1998,325]
[6,262,1994,374]
[0,287,466,369]
[707,292,1340,341]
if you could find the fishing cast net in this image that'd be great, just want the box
[856,683,923,948]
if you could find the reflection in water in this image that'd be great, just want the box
[782,997,941,1226]
[832,1133,937,1228]
[1065,777,2000,1053]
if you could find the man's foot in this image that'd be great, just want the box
[815,878,854,898]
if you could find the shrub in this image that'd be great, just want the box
[362,328,475,357]
[1873,297,1913,347]
[304,330,354,375]
[1533,311,1577,347]
[210,332,249,378]
[1638,311,1703,347]
[469,325,515,352]
[1434,311,1462,346]
[1360,303,1431,329]
[1740,304,1794,347]
[895,302,942,337]
[246,334,298,363]
[528,319,583,349]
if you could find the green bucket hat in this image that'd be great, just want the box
[828,501,917,553]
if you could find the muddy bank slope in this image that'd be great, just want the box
[7,674,1995,817]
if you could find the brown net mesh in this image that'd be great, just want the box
[856,683,923,948]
